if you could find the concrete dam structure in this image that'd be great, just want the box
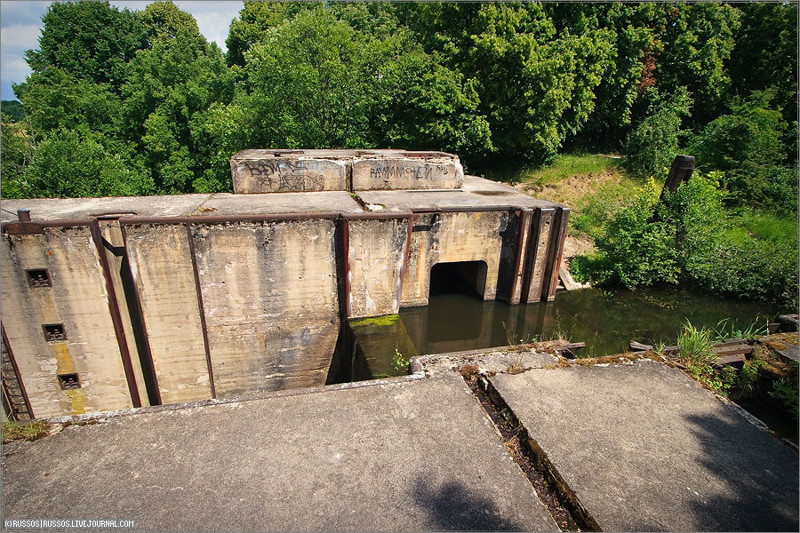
[1,150,569,419]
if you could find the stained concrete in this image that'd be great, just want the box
[491,359,799,532]
[2,372,558,532]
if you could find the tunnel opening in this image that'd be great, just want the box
[429,261,488,299]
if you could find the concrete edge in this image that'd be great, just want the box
[42,369,428,426]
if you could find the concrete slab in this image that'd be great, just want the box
[356,176,560,213]
[491,359,799,532]
[0,195,212,222]
[2,372,558,532]
[198,191,363,215]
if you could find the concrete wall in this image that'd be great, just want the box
[0,227,134,418]
[400,212,508,307]
[191,220,340,398]
[0,199,568,417]
[347,218,408,318]
[124,223,212,405]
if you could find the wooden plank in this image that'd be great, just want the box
[712,353,747,366]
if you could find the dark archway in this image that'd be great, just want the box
[429,261,488,299]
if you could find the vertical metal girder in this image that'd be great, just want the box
[1,324,33,420]
[89,221,142,408]
[185,223,216,399]
[521,207,555,303]
[396,214,418,310]
[507,209,532,305]
[542,207,570,302]
[341,218,351,317]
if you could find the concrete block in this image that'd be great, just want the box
[191,220,339,397]
[347,218,409,318]
[230,150,348,194]
[352,151,463,191]
[400,212,506,307]
[0,228,133,418]
[124,224,212,404]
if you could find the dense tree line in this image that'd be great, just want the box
[1,1,797,216]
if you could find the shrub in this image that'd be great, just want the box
[623,88,692,179]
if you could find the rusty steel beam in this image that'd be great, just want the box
[2,219,96,235]
[341,218,351,317]
[543,207,570,301]
[396,214,419,309]
[185,223,216,399]
[508,210,532,305]
[117,212,341,226]
[2,323,34,420]
[89,220,142,408]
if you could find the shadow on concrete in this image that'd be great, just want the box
[684,411,798,532]
[411,476,524,531]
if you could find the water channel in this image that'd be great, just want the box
[399,286,780,357]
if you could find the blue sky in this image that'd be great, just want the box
[0,1,244,101]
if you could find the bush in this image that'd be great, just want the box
[688,91,797,214]
[623,88,692,179]
[572,172,799,308]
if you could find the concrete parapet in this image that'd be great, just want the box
[230,149,463,194]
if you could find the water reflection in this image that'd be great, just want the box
[400,287,780,357]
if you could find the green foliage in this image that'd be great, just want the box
[24,1,147,90]
[391,349,408,373]
[1,100,25,122]
[770,379,799,421]
[689,91,796,214]
[5,2,796,207]
[0,116,35,198]
[24,128,152,198]
[574,173,799,308]
[623,88,692,179]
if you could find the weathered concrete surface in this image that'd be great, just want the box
[0,195,212,222]
[195,191,363,215]
[2,372,558,532]
[231,149,350,194]
[491,359,799,532]
[351,151,463,191]
[356,175,558,212]
[0,227,133,418]
[400,211,506,307]
[347,218,408,317]
[192,220,339,398]
[124,224,211,404]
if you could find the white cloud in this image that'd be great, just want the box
[0,1,49,27]
[1,23,42,54]
[0,1,244,100]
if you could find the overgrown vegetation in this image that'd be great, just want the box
[571,173,798,308]
[1,420,49,443]
[2,2,796,199]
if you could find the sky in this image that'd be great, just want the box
[0,1,245,101]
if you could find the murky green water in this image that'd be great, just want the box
[400,287,782,357]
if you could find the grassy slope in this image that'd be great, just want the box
[505,153,798,277]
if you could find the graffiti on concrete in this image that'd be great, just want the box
[369,163,451,184]
[244,160,328,192]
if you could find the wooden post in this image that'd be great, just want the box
[659,155,695,201]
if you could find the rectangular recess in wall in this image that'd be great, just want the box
[25,269,51,288]
[43,323,67,342]
[57,373,80,390]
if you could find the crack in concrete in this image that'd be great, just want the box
[461,368,600,532]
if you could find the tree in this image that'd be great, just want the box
[689,91,795,213]
[0,115,35,198]
[24,1,147,91]
[226,1,320,67]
